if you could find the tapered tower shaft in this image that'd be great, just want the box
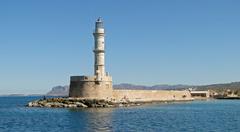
[93,17,105,80]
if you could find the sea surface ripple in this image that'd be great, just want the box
[0,97,240,132]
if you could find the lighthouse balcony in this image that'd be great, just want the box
[93,49,105,53]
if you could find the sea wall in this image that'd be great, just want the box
[69,76,193,102]
[113,90,193,102]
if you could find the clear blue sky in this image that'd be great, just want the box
[0,0,240,94]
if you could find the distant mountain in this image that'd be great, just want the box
[113,83,192,90]
[0,94,26,97]
[195,82,240,95]
[0,94,44,97]
[46,85,69,96]
[196,82,240,90]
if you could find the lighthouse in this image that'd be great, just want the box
[93,17,105,81]
[69,17,113,99]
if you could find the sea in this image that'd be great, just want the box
[0,96,239,132]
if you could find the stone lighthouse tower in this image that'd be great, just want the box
[69,17,113,99]
[93,17,105,81]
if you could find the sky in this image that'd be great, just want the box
[0,0,240,94]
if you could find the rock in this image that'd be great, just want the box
[28,102,33,107]
[68,104,77,108]
[136,103,141,106]
[45,103,52,107]
[90,104,97,107]
[51,102,61,108]
[63,104,69,108]
[28,101,39,107]
[104,104,114,107]
[75,102,88,108]
[118,104,124,107]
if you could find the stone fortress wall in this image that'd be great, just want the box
[69,75,113,99]
[113,89,192,102]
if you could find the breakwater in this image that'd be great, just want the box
[27,90,194,108]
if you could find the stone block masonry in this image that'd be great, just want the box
[113,90,193,102]
[69,76,113,99]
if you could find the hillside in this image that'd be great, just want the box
[46,85,69,96]
[113,83,191,90]
[196,82,240,96]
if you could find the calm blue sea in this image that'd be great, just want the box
[0,96,240,132]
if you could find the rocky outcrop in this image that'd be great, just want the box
[27,97,143,108]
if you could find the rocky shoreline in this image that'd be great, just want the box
[27,97,143,108]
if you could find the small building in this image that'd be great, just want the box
[190,91,210,99]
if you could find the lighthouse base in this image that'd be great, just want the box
[69,76,113,100]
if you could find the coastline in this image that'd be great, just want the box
[215,97,240,100]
